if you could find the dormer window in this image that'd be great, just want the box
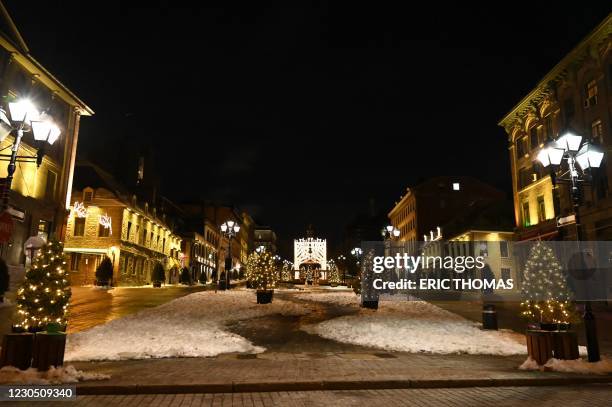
[83,189,93,203]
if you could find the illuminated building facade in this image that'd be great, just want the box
[499,16,612,240]
[64,162,181,286]
[0,3,92,272]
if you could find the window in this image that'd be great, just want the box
[98,223,110,237]
[452,182,460,191]
[127,222,132,241]
[529,127,539,150]
[479,243,488,257]
[70,253,81,271]
[38,220,49,240]
[537,195,546,223]
[516,136,527,157]
[74,218,85,236]
[586,79,598,103]
[83,190,93,202]
[544,115,553,140]
[499,241,509,258]
[592,119,603,143]
[563,98,575,124]
[518,167,533,189]
[522,202,531,227]
[45,170,57,200]
[501,268,511,281]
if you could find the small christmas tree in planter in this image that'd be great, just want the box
[246,251,278,304]
[95,257,114,287]
[281,261,292,282]
[520,241,580,364]
[327,262,340,287]
[0,257,9,303]
[151,262,165,288]
[359,249,379,309]
[179,267,192,285]
[520,241,576,329]
[13,240,71,333]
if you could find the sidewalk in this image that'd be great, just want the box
[71,351,612,395]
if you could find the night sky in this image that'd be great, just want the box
[5,2,611,251]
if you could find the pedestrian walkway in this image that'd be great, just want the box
[70,351,612,395]
[10,385,612,406]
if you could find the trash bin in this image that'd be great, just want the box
[482,304,498,330]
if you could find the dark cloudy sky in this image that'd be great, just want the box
[5,1,611,251]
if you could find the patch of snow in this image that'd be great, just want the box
[293,291,360,307]
[303,300,527,355]
[519,356,612,374]
[0,365,109,384]
[65,290,309,361]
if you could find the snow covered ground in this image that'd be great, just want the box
[0,365,109,384]
[520,356,612,374]
[299,292,528,355]
[294,291,361,307]
[65,290,308,361]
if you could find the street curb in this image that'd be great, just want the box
[76,377,612,395]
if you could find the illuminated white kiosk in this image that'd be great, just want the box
[293,226,327,282]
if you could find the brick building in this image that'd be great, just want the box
[64,162,181,286]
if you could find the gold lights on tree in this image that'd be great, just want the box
[14,240,71,332]
[246,250,278,291]
[519,241,575,325]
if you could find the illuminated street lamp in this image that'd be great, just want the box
[220,220,240,290]
[536,130,603,363]
[381,224,400,240]
[0,99,61,210]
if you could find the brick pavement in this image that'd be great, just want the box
[5,385,612,406]
[69,351,612,395]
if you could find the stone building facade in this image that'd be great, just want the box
[64,164,181,286]
[499,16,612,240]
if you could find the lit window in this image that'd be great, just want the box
[452,183,460,191]
[592,119,603,143]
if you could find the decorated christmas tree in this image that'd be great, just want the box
[520,241,575,325]
[281,261,292,282]
[14,240,71,332]
[246,251,278,291]
[327,261,340,285]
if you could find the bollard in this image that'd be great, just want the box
[482,304,498,330]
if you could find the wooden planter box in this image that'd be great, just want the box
[32,332,66,371]
[552,331,579,360]
[0,333,34,370]
[526,330,553,365]
[526,329,579,365]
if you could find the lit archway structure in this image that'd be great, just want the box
[294,237,327,279]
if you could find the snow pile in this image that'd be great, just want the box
[303,300,527,355]
[294,291,360,307]
[520,356,612,374]
[65,290,309,361]
[0,365,109,384]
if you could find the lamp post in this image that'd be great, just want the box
[337,254,347,284]
[381,225,401,240]
[220,220,240,290]
[0,100,61,210]
[536,130,603,362]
